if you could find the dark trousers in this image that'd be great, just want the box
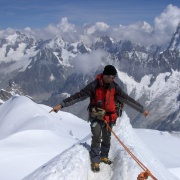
[89,121,111,163]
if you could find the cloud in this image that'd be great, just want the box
[104,4,180,46]
[1,5,180,47]
[153,4,180,44]
[107,5,180,46]
[71,50,108,75]
[0,28,16,38]
[21,17,81,42]
[57,17,76,33]
[86,22,109,35]
[154,4,180,34]
[37,4,179,46]
[41,17,80,42]
[24,27,31,32]
[107,21,154,46]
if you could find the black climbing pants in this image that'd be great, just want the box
[89,120,112,163]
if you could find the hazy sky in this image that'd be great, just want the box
[0,0,180,46]
[0,0,180,29]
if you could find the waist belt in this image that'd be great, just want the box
[106,111,116,115]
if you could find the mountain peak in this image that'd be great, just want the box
[48,36,66,49]
[167,23,180,51]
[0,79,30,105]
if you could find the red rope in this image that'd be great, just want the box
[105,121,158,180]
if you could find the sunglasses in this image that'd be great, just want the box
[108,75,116,79]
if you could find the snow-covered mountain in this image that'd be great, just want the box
[0,24,180,131]
[0,96,179,180]
[0,79,31,105]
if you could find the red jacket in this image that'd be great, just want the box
[90,74,117,123]
[60,74,144,123]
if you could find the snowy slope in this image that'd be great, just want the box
[0,96,179,180]
[0,96,90,179]
[116,69,180,130]
[23,113,179,180]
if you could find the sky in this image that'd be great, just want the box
[0,0,180,29]
[0,95,180,180]
[0,0,180,46]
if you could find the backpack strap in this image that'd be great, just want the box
[105,86,112,111]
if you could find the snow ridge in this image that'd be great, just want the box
[0,96,179,179]
[23,111,178,180]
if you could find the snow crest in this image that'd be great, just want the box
[0,96,179,180]
[24,112,178,180]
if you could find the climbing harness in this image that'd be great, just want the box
[104,121,158,180]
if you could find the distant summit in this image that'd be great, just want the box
[0,79,32,105]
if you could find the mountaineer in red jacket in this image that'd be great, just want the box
[50,65,150,172]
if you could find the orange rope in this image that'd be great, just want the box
[105,121,158,180]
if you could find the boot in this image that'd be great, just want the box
[101,157,112,165]
[91,162,100,172]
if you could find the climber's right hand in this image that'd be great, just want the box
[49,104,62,113]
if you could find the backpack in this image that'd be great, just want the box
[88,74,123,122]
[115,100,124,117]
